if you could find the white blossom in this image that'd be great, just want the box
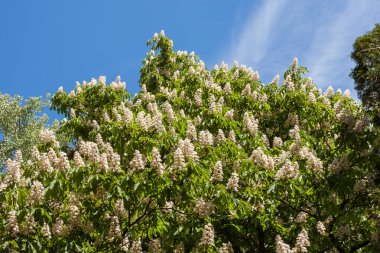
[28,180,45,205]
[294,229,310,252]
[199,130,214,146]
[108,216,122,241]
[129,150,145,172]
[6,210,19,235]
[211,161,223,182]
[223,82,232,94]
[130,238,143,253]
[199,223,215,247]
[148,238,163,252]
[42,223,51,239]
[218,242,234,253]
[317,221,326,235]
[227,172,239,192]
[186,120,197,141]
[151,147,164,174]
[194,198,214,218]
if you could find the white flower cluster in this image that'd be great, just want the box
[162,201,174,213]
[53,218,67,237]
[110,76,126,90]
[194,198,214,218]
[78,140,100,163]
[285,113,299,128]
[227,172,239,192]
[211,161,223,182]
[148,102,165,133]
[136,111,152,131]
[218,242,234,253]
[316,221,326,235]
[283,75,295,92]
[243,112,259,136]
[173,242,185,253]
[199,130,214,146]
[4,157,22,184]
[173,147,186,170]
[151,147,164,174]
[198,223,215,248]
[224,109,234,120]
[273,137,283,149]
[148,239,163,252]
[42,222,51,239]
[209,94,217,113]
[22,212,36,235]
[250,148,274,171]
[275,160,299,180]
[163,101,176,122]
[6,210,19,235]
[241,84,251,97]
[194,88,203,106]
[295,212,308,223]
[186,120,197,141]
[294,229,310,252]
[108,216,122,241]
[118,103,134,124]
[223,82,232,95]
[228,130,236,142]
[68,204,80,228]
[160,86,178,100]
[275,229,310,253]
[120,236,130,252]
[178,138,198,161]
[73,151,85,167]
[39,129,59,147]
[115,199,126,217]
[271,74,280,84]
[57,151,70,171]
[301,148,323,173]
[129,150,145,173]
[130,238,143,253]
[216,129,226,144]
[28,180,45,205]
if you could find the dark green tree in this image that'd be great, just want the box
[350,24,380,107]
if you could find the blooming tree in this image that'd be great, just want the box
[0,31,379,252]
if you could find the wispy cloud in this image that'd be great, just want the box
[229,0,288,68]
[306,0,380,90]
[225,0,380,94]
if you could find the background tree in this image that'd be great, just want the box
[0,94,49,167]
[350,23,380,108]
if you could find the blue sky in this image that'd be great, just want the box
[0,0,379,104]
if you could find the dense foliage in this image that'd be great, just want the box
[1,32,379,252]
[351,23,380,108]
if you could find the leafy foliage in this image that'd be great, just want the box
[0,32,379,252]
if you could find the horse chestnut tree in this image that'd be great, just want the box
[0,31,379,252]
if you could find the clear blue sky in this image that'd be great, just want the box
[1,0,379,103]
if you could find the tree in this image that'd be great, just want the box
[0,32,379,252]
[0,94,49,167]
[351,24,380,107]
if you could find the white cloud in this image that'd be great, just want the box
[229,0,289,68]
[305,0,380,91]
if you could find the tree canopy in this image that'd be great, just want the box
[0,32,379,252]
[351,24,380,108]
